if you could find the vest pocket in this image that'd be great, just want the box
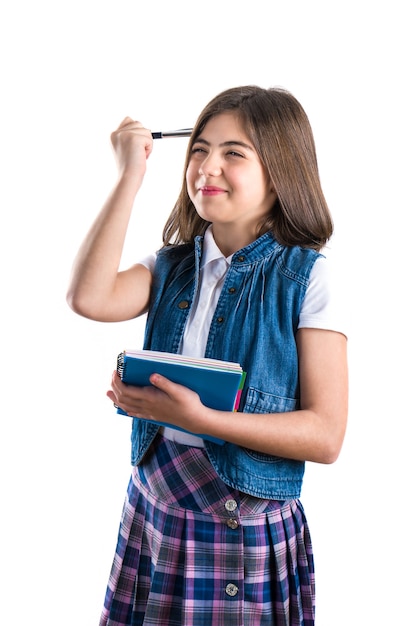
[241,387,299,463]
[243,386,298,414]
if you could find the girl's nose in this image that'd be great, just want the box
[198,153,222,177]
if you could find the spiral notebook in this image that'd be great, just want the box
[115,349,246,444]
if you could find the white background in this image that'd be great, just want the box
[1,1,415,624]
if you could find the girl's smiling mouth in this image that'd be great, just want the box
[199,186,227,196]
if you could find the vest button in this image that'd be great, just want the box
[178,300,189,309]
[216,316,224,324]
[228,287,236,293]
[237,255,245,262]
[225,583,239,597]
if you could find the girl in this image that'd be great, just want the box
[67,85,348,625]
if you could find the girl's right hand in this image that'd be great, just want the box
[110,117,153,181]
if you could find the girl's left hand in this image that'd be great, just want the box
[107,370,205,430]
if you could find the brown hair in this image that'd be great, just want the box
[162,85,333,251]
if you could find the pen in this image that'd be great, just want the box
[151,128,193,139]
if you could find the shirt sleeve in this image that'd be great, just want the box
[139,252,157,272]
[298,255,349,337]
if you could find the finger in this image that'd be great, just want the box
[118,116,143,129]
[149,373,178,396]
[106,390,117,403]
[119,116,134,126]
[118,117,148,133]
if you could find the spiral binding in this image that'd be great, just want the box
[113,352,125,410]
[116,351,125,379]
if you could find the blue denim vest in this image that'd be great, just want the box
[131,231,321,499]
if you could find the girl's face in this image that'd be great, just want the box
[186,112,276,238]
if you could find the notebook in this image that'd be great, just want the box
[115,349,246,444]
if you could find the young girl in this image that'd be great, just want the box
[67,85,348,626]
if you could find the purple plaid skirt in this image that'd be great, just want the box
[99,434,315,626]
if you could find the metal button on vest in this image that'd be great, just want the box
[228,287,236,293]
[237,255,245,262]
[225,499,238,512]
[225,583,239,597]
[178,300,189,309]
[226,518,239,530]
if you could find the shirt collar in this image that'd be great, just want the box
[201,225,232,269]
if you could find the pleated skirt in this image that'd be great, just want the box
[99,434,315,626]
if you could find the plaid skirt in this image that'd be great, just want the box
[99,434,315,626]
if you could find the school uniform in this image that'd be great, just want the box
[100,227,344,626]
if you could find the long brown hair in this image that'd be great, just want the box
[162,85,333,251]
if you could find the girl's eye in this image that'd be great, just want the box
[190,147,245,158]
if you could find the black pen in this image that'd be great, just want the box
[151,128,193,139]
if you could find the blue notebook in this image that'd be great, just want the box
[115,349,246,444]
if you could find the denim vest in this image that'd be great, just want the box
[131,231,321,499]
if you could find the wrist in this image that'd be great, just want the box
[116,167,145,192]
